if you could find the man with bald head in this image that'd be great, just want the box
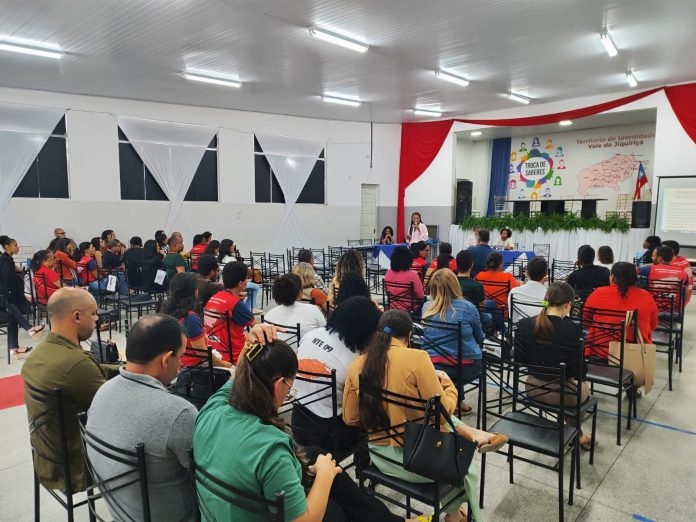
[21,287,108,492]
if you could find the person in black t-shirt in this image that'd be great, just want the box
[123,236,145,289]
[566,245,609,300]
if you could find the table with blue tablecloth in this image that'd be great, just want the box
[500,250,536,274]
[370,241,439,268]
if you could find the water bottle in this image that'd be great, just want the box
[521,244,526,252]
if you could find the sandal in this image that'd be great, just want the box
[28,324,45,337]
[460,401,474,416]
[477,433,509,454]
[11,346,33,357]
[579,435,597,451]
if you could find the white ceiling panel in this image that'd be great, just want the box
[0,0,694,122]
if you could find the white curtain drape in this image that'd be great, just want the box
[256,134,325,252]
[118,117,216,240]
[0,103,64,241]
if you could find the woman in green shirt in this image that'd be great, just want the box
[193,339,410,522]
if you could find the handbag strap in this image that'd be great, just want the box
[624,310,646,348]
[423,397,457,433]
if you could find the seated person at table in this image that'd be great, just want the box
[514,282,595,450]
[662,240,693,304]
[328,249,365,302]
[384,246,425,311]
[634,235,661,266]
[465,225,480,248]
[379,226,394,244]
[424,242,456,286]
[638,245,688,311]
[475,251,520,332]
[584,262,658,359]
[194,335,406,522]
[597,245,614,271]
[455,250,485,306]
[164,236,187,282]
[508,256,548,322]
[409,241,429,274]
[264,274,326,344]
[204,261,255,364]
[189,234,206,271]
[31,250,61,305]
[422,269,484,414]
[297,248,327,292]
[123,236,144,288]
[196,255,223,308]
[292,262,329,313]
[566,245,610,299]
[467,229,493,277]
[405,211,428,244]
[343,310,508,522]
[493,227,515,250]
[292,296,380,454]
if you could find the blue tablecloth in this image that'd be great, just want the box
[372,243,406,260]
[501,250,536,271]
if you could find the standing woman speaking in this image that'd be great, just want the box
[405,211,429,244]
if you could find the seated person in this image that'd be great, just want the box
[328,249,365,303]
[638,245,689,311]
[634,235,661,266]
[263,274,326,345]
[335,272,384,312]
[140,240,165,292]
[52,238,78,284]
[292,261,329,313]
[164,236,187,282]
[597,245,614,271]
[662,240,693,304]
[566,245,610,299]
[584,262,658,359]
[424,242,456,286]
[455,250,485,306]
[204,261,255,364]
[514,282,595,450]
[189,234,207,272]
[162,272,230,368]
[293,297,379,453]
[194,334,404,522]
[383,246,425,311]
[508,256,548,322]
[475,251,520,331]
[492,227,515,250]
[31,250,61,305]
[196,255,223,308]
[217,239,237,265]
[467,229,494,277]
[422,269,484,414]
[379,226,394,245]
[464,225,480,248]
[297,248,328,292]
[203,240,220,258]
[408,241,429,275]
[102,239,125,270]
[86,314,199,522]
[343,309,508,522]
[123,236,144,289]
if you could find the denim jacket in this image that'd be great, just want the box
[421,298,484,361]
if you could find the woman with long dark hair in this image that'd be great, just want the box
[161,272,230,368]
[405,211,428,244]
[379,226,394,244]
[203,240,220,258]
[1,235,44,356]
[52,237,78,285]
[90,237,104,268]
[140,240,164,292]
[218,239,236,265]
[343,310,507,522]
[328,249,365,303]
[194,337,406,522]
[424,242,456,287]
[155,230,168,255]
[515,282,594,450]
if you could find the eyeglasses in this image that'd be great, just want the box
[275,377,298,401]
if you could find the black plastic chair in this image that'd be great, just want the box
[382,280,425,318]
[202,308,234,363]
[78,413,152,522]
[550,260,576,283]
[24,383,98,522]
[260,316,301,351]
[189,448,285,521]
[171,346,229,410]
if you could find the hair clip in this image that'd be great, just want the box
[383,326,392,335]
[542,300,551,308]
[243,341,265,361]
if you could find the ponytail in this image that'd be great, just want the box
[30,250,50,272]
[534,282,575,341]
[0,235,13,249]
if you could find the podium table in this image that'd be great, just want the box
[505,198,606,219]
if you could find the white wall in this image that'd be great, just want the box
[0,87,401,252]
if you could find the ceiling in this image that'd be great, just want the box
[1,0,695,123]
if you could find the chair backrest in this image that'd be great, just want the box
[550,260,576,283]
[260,316,301,350]
[532,243,550,258]
[78,413,152,522]
[263,254,286,281]
[638,277,686,317]
[189,448,285,521]
[476,276,511,307]
[508,293,545,331]
[580,306,634,364]
[347,239,362,247]
[248,252,266,275]
[202,308,233,362]
[382,279,425,314]
[172,346,224,409]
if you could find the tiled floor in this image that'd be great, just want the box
[1,300,695,521]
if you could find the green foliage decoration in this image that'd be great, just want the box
[460,213,631,234]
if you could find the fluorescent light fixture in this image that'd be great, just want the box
[559,120,573,126]
[600,31,618,57]
[0,42,63,59]
[184,73,241,88]
[470,131,483,137]
[321,94,361,107]
[413,107,442,117]
[309,27,368,53]
[507,91,531,104]
[435,70,470,87]
[626,70,638,88]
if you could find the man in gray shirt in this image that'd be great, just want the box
[87,314,198,522]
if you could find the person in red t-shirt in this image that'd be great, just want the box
[409,241,430,277]
[424,242,457,287]
[475,251,520,332]
[638,245,688,312]
[662,240,693,305]
[204,261,255,364]
[189,233,207,272]
[53,238,78,284]
[31,250,61,305]
[584,262,658,358]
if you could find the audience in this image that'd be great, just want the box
[31,250,61,306]
[164,236,187,282]
[475,251,520,331]
[493,227,515,250]
[140,239,165,292]
[635,235,661,266]
[53,237,78,284]
[196,254,223,308]
[508,256,549,322]
[90,237,104,269]
[343,309,508,522]
[409,241,430,274]
[293,296,379,453]
[455,250,485,306]
[405,211,428,244]
[383,245,425,311]
[566,245,610,298]
[424,242,456,286]
[597,245,614,270]
[467,229,494,277]
[203,239,220,258]
[379,226,394,245]
[102,239,124,270]
[297,248,328,292]
[329,249,365,302]
[123,236,144,288]
[189,234,207,271]
[514,282,594,450]
[86,314,198,522]
[263,273,326,343]
[193,335,405,522]
[292,261,329,312]
[155,230,168,255]
[204,261,256,364]
[217,238,237,265]
[662,240,693,303]
[638,245,688,312]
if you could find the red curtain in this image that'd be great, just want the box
[397,83,696,240]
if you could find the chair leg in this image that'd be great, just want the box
[508,444,514,484]
[590,407,597,465]
[87,488,97,522]
[616,390,622,446]
[406,496,411,518]
[479,453,486,509]
[558,453,565,522]
[626,387,632,431]
[34,469,40,522]
[569,444,576,505]
[668,348,673,391]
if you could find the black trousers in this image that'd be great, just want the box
[302,446,403,522]
[291,404,360,458]
[1,302,31,349]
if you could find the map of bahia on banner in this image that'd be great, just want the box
[507,123,656,215]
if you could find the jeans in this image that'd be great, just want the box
[2,302,32,349]
[435,359,483,394]
[484,299,505,332]
[88,272,128,298]
[245,281,260,311]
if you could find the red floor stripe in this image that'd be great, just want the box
[0,375,25,410]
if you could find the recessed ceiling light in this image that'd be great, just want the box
[321,94,361,107]
[626,70,638,88]
[0,37,63,59]
[470,131,483,137]
[413,107,442,117]
[309,27,368,53]
[434,70,470,87]
[184,73,242,88]
[559,120,573,126]
[506,92,531,104]
[600,31,618,57]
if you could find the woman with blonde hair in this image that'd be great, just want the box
[292,261,329,312]
[328,249,365,303]
[421,269,484,414]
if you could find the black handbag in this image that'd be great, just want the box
[90,339,120,364]
[403,397,477,486]
[172,366,230,409]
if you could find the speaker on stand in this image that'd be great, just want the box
[632,201,651,228]
[454,180,473,223]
